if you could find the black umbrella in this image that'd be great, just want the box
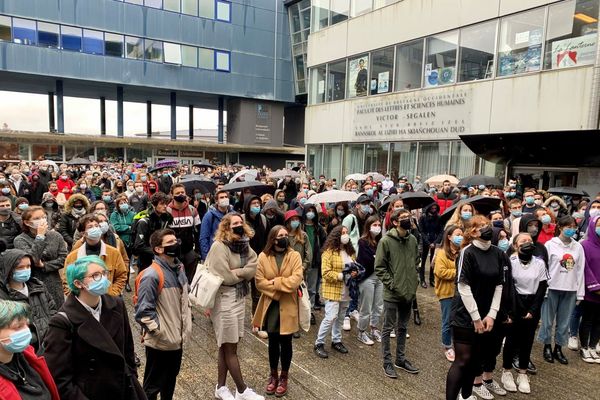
[193,162,215,169]
[180,176,216,195]
[379,194,401,213]
[548,187,589,197]
[400,191,435,210]
[440,195,503,225]
[67,157,92,165]
[221,180,275,196]
[458,174,503,188]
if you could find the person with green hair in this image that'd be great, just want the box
[43,255,145,400]
[0,299,60,399]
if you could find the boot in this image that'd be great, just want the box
[265,369,278,395]
[543,344,554,363]
[553,345,568,365]
[275,371,288,397]
[413,309,421,326]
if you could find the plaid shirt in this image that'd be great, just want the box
[321,249,354,301]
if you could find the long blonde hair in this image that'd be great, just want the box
[214,212,255,243]
[445,202,475,229]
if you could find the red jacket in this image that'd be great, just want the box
[434,191,457,214]
[0,346,60,400]
[56,178,75,200]
[537,223,556,245]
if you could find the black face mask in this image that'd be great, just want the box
[275,237,289,250]
[493,220,504,228]
[73,204,84,210]
[174,195,187,203]
[232,225,245,237]
[163,242,181,259]
[399,219,412,230]
[479,225,493,241]
[518,242,536,262]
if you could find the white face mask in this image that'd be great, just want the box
[28,219,45,229]
[218,198,230,208]
[341,234,350,244]
[370,226,382,236]
[590,208,600,218]
[135,187,144,193]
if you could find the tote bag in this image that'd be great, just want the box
[298,280,311,332]
[189,263,224,308]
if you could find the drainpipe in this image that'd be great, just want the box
[587,28,600,130]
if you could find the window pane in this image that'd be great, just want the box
[145,39,163,62]
[425,31,458,87]
[215,51,230,71]
[82,29,104,55]
[370,46,394,95]
[65,145,94,161]
[164,42,182,64]
[544,0,599,69]
[164,0,181,12]
[459,20,497,82]
[327,60,346,101]
[199,48,214,69]
[37,22,59,48]
[395,39,423,91]
[449,141,477,178]
[330,0,349,24]
[199,0,215,18]
[61,26,82,51]
[97,147,124,162]
[323,145,342,182]
[311,0,330,32]
[290,4,302,33]
[497,8,545,76]
[13,18,37,45]
[351,0,373,17]
[365,143,389,174]
[417,142,450,180]
[390,142,417,183]
[182,45,198,67]
[125,0,144,4]
[0,16,11,42]
[32,145,63,162]
[343,144,364,179]
[307,145,323,177]
[127,147,153,163]
[216,1,231,22]
[105,33,124,57]
[126,36,144,59]
[347,55,368,98]
[309,65,327,104]
[295,54,306,81]
[182,0,199,16]
[145,0,163,9]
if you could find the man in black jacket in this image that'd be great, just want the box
[0,196,22,249]
[418,203,442,288]
[133,192,174,271]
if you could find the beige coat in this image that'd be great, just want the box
[252,250,304,335]
[205,241,258,285]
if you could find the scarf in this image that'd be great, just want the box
[472,239,491,251]
[225,237,250,300]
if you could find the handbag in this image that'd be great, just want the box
[297,281,311,332]
[189,263,224,308]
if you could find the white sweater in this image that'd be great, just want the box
[544,237,586,300]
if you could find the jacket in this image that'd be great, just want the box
[168,199,200,255]
[44,294,145,400]
[0,212,21,249]
[518,214,549,266]
[434,248,457,300]
[252,250,304,335]
[42,192,62,230]
[134,257,192,351]
[110,208,136,247]
[321,249,355,301]
[375,228,420,303]
[581,215,600,303]
[262,199,285,231]
[128,192,148,214]
[0,346,60,400]
[56,177,76,200]
[205,240,259,286]
[242,195,268,255]
[132,209,173,269]
[289,231,312,271]
[435,191,457,214]
[418,203,443,245]
[199,205,232,260]
[57,194,90,248]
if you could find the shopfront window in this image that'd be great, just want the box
[351,0,373,17]
[32,145,63,162]
[497,8,545,76]
[311,0,330,32]
[417,142,450,180]
[127,147,153,163]
[544,0,599,70]
[327,60,347,101]
[365,143,389,174]
[37,22,59,49]
[395,39,424,91]
[330,0,349,25]
[309,65,327,104]
[0,142,28,161]
[343,144,364,179]
[390,142,417,182]
[348,55,369,98]
[425,31,458,87]
[323,145,342,182]
[459,20,497,82]
[307,145,324,177]
[449,141,477,178]
[370,47,394,95]
[97,147,124,162]
[61,26,82,52]
[65,145,94,161]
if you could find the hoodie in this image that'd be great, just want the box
[57,193,90,248]
[167,199,200,255]
[544,195,568,219]
[418,203,443,245]
[199,204,232,259]
[518,214,548,266]
[242,195,267,255]
[274,189,288,213]
[41,192,61,229]
[581,216,600,304]
[580,199,600,238]
[262,198,284,232]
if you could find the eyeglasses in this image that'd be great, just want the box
[85,270,108,282]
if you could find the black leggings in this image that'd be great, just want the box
[579,300,600,349]
[446,326,483,400]
[503,317,538,370]
[268,333,293,372]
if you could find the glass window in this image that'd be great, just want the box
[164,42,182,64]
[365,143,389,174]
[82,29,104,55]
[307,145,323,177]
[97,147,124,162]
[126,36,144,59]
[0,142,23,161]
[32,145,63,162]
[351,0,373,17]
[370,46,394,95]
[449,141,477,178]
[327,60,346,101]
[164,0,181,12]
[290,4,302,34]
[182,45,198,67]
[309,65,327,104]
[199,48,214,69]
[323,145,342,182]
[182,0,199,16]
[417,142,450,180]
[61,26,82,51]
[127,147,153,163]
[458,20,497,82]
[390,142,417,182]
[145,0,163,9]
[311,0,330,32]
[125,0,144,4]
[104,33,124,57]
[395,39,424,91]
[0,16,11,42]
[330,0,349,24]
[37,22,59,48]
[216,1,231,22]
[13,18,37,45]
[497,8,545,76]
[145,39,163,62]
[425,31,458,87]
[199,0,215,19]
[65,145,94,161]
[343,144,364,179]
[544,0,599,70]
[347,55,369,98]
[215,50,230,71]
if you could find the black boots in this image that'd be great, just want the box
[413,309,421,326]
[553,345,568,364]
[543,344,554,363]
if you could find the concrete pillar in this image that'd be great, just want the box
[100,97,106,135]
[117,86,124,138]
[56,80,64,133]
[146,101,152,138]
[170,92,177,140]
[48,92,55,133]
[218,97,224,144]
[188,105,194,140]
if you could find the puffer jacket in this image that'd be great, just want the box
[57,193,90,249]
[0,211,21,249]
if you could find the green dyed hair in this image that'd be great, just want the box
[66,255,107,295]
[0,300,30,329]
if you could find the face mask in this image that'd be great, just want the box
[86,227,103,240]
[340,234,350,244]
[28,219,45,229]
[336,209,345,217]
[563,227,577,238]
[370,226,381,236]
[525,196,535,205]
[299,198,307,205]
[541,215,552,225]
[163,242,182,258]
[44,201,54,208]
[398,183,405,189]
[550,202,559,209]
[102,195,112,202]
[306,211,315,220]
[218,198,230,208]
[141,176,148,182]
[290,220,300,230]
[17,204,29,211]
[250,206,261,215]
[573,212,584,220]
[534,199,543,206]
[452,235,463,246]
[232,225,245,236]
[461,211,472,220]
[277,197,285,204]
[87,276,111,296]
[497,238,510,252]
[595,227,600,237]
[275,237,289,249]
[366,189,374,196]
[265,213,275,220]
[504,191,513,198]
[1,328,32,354]
[527,225,539,236]
[135,187,144,193]
[80,184,87,190]
[119,203,129,212]
[492,220,504,228]
[0,208,10,216]
[399,219,412,230]
[519,242,536,257]
[11,175,21,181]
[12,268,31,283]
[460,194,468,200]
[479,225,493,241]
[361,205,371,215]
[511,210,522,218]
[61,175,68,180]
[589,208,600,218]
[1,188,9,194]
[99,221,110,234]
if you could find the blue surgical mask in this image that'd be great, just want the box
[1,328,32,353]
[452,235,463,246]
[595,227,600,237]
[361,205,371,215]
[12,269,31,283]
[336,209,345,217]
[461,211,472,220]
[563,227,577,238]
[497,239,510,252]
[306,211,315,220]
[86,227,103,240]
[87,276,111,296]
[102,195,112,202]
[511,210,522,218]
[525,196,534,205]
[99,221,110,234]
[299,198,307,205]
[460,194,468,200]
[290,220,300,230]
[541,215,552,225]
[119,203,129,212]
[250,206,261,215]
[366,189,374,196]
[17,204,29,211]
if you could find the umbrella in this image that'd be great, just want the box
[345,173,367,181]
[305,190,360,205]
[155,159,180,169]
[229,169,258,183]
[439,195,503,225]
[379,194,401,213]
[67,157,92,165]
[458,174,503,188]
[192,162,215,169]
[232,163,245,168]
[221,180,275,196]
[548,187,589,197]
[180,176,216,195]
[366,172,386,182]
[400,191,435,210]
[38,160,58,171]
[269,168,300,179]
[425,174,459,186]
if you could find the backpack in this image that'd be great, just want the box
[133,262,164,305]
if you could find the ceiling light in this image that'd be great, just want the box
[574,13,598,24]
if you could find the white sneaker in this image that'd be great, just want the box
[581,347,595,363]
[235,386,264,400]
[568,336,579,351]
[371,328,382,343]
[349,309,360,323]
[516,373,531,394]
[343,316,351,331]
[459,395,477,400]
[390,329,396,338]
[406,332,410,338]
[357,330,374,345]
[472,384,494,400]
[588,348,600,364]
[596,342,600,353]
[215,385,235,400]
[484,379,507,396]
[501,370,517,393]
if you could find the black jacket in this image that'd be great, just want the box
[0,212,22,249]
[132,209,173,269]
[243,195,267,255]
[518,214,548,267]
[418,203,443,245]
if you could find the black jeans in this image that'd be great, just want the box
[268,333,293,372]
[420,244,435,283]
[503,317,538,370]
[181,249,199,284]
[381,299,412,366]
[476,322,505,375]
[579,300,600,349]
[143,347,183,400]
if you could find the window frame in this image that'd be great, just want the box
[82,29,105,55]
[60,25,82,52]
[12,17,37,46]
[215,0,232,23]
[37,21,60,49]
[214,50,231,71]
[104,32,125,58]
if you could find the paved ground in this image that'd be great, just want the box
[127,282,599,400]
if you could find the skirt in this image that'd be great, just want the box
[211,286,245,347]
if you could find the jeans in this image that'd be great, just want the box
[538,289,577,346]
[503,316,539,370]
[381,299,411,365]
[346,293,359,317]
[306,266,320,307]
[143,347,183,400]
[569,302,583,337]
[357,274,384,332]
[440,298,453,348]
[315,300,349,345]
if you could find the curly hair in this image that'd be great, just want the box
[323,225,355,256]
[463,215,490,246]
[214,212,255,243]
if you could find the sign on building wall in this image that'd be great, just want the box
[551,35,597,69]
[352,89,472,141]
[255,103,272,144]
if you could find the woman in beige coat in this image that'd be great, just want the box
[252,225,303,397]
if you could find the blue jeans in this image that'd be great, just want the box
[357,274,384,332]
[569,302,583,337]
[315,300,349,345]
[440,298,453,348]
[538,289,577,346]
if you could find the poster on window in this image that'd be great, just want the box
[425,64,455,87]
[551,34,597,69]
[377,71,390,94]
[348,56,369,97]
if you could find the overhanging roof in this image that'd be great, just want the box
[460,131,600,167]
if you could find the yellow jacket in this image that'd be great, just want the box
[321,249,354,301]
[434,248,457,300]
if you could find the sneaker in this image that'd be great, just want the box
[390,329,396,338]
[501,370,517,393]
[484,379,507,396]
[292,331,301,339]
[342,317,351,331]
[459,394,477,400]
[568,336,579,351]
[257,330,269,339]
[580,347,595,363]
[444,348,455,362]
[235,386,264,400]
[596,342,600,353]
[349,310,360,323]
[516,373,530,394]
[371,328,382,343]
[588,348,600,364]
[332,341,348,354]
[394,359,419,374]
[357,331,374,345]
[383,363,397,379]
[472,384,494,400]
[406,332,410,339]
[314,344,328,359]
[215,385,235,400]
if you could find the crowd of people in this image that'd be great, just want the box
[0,159,598,400]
